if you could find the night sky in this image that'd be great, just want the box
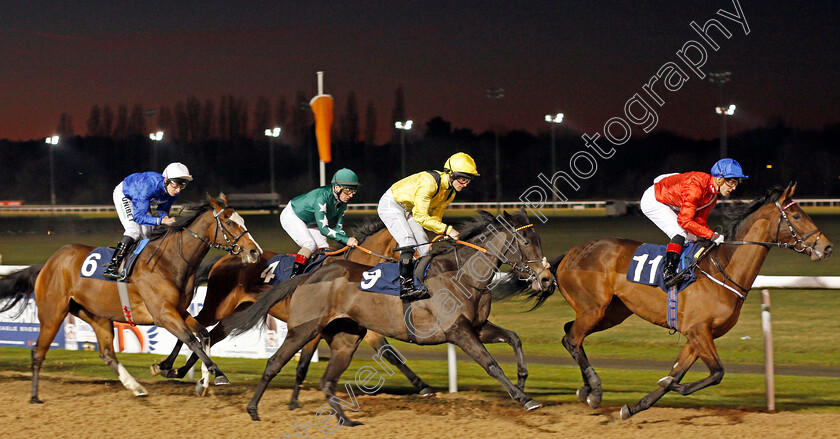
[2,0,838,142]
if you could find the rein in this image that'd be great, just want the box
[184,207,249,255]
[698,198,823,298]
[326,245,399,263]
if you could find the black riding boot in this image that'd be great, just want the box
[399,252,429,301]
[103,236,134,280]
[662,235,685,286]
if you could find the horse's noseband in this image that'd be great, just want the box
[775,200,823,254]
[186,208,250,255]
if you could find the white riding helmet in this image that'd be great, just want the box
[162,162,193,181]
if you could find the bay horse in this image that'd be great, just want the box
[152,218,438,404]
[550,184,832,419]
[0,194,262,402]
[225,209,556,424]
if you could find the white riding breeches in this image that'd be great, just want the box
[280,204,328,252]
[640,183,697,241]
[113,182,152,240]
[377,189,431,256]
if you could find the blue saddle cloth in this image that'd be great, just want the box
[626,242,700,293]
[258,253,328,286]
[357,262,428,296]
[80,239,149,282]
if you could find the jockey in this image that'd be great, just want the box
[640,158,748,284]
[103,162,193,280]
[280,168,360,276]
[378,152,479,300]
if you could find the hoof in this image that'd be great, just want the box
[658,376,674,388]
[133,387,149,397]
[523,399,542,411]
[214,375,231,386]
[419,387,436,397]
[30,397,43,404]
[149,364,160,376]
[288,401,301,411]
[586,392,601,409]
[342,419,363,427]
[620,405,633,420]
[195,378,209,397]
[247,407,260,421]
[576,386,590,404]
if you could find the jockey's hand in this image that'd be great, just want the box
[447,228,460,240]
[712,232,725,245]
[346,237,359,248]
[161,216,176,226]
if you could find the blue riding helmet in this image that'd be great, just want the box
[711,158,749,179]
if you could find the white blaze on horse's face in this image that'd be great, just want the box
[229,212,263,262]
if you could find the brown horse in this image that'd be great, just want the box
[225,209,556,424]
[550,184,832,419]
[152,218,438,403]
[0,194,262,403]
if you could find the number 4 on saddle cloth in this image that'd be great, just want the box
[626,242,701,293]
[79,239,150,282]
[259,254,330,285]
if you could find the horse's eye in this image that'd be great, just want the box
[522,240,529,245]
[792,213,801,220]
[225,220,233,226]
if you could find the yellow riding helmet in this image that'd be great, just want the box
[443,152,480,177]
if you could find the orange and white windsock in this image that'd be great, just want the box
[310,71,333,164]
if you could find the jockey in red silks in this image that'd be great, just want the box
[640,158,749,284]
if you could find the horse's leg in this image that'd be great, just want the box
[363,333,435,397]
[289,334,322,410]
[320,324,367,427]
[445,316,540,410]
[152,315,206,377]
[620,341,699,420]
[476,321,527,392]
[75,308,149,397]
[247,320,322,421]
[29,302,69,404]
[563,298,632,409]
[155,307,230,386]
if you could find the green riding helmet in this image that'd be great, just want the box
[331,168,360,188]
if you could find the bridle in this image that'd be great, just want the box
[708,198,823,294]
[185,207,250,255]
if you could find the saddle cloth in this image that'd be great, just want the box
[357,261,430,296]
[79,239,149,282]
[257,253,328,286]
[626,242,700,293]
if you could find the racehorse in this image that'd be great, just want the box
[224,209,556,424]
[550,184,832,419]
[151,218,438,404]
[0,194,262,403]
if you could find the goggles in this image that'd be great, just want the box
[168,179,189,189]
[723,178,742,188]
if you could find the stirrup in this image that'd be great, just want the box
[400,286,430,301]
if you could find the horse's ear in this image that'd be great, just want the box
[208,193,222,210]
[517,207,530,223]
[218,192,229,206]
[477,210,495,223]
[789,182,797,197]
[502,210,513,222]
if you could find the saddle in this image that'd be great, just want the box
[80,239,149,282]
[357,259,432,296]
[626,242,702,293]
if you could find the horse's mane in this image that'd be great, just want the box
[723,187,785,239]
[147,202,214,241]
[429,210,529,257]
[347,216,387,244]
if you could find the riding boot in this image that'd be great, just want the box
[290,254,308,277]
[103,236,134,280]
[399,255,429,301]
[662,241,683,286]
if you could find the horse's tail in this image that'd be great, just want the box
[224,274,309,336]
[0,265,44,317]
[194,254,224,285]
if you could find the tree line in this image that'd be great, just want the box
[3,91,839,206]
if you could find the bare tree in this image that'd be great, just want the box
[114,105,128,138]
[254,95,272,136]
[157,105,174,136]
[340,92,359,144]
[290,90,309,143]
[186,96,201,142]
[390,85,406,143]
[102,105,114,137]
[275,95,288,129]
[57,113,74,137]
[200,99,215,141]
[365,100,377,145]
[174,100,188,143]
[86,105,102,136]
[127,104,147,137]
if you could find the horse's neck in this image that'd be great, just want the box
[716,214,774,292]
[153,216,213,279]
[441,232,508,296]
